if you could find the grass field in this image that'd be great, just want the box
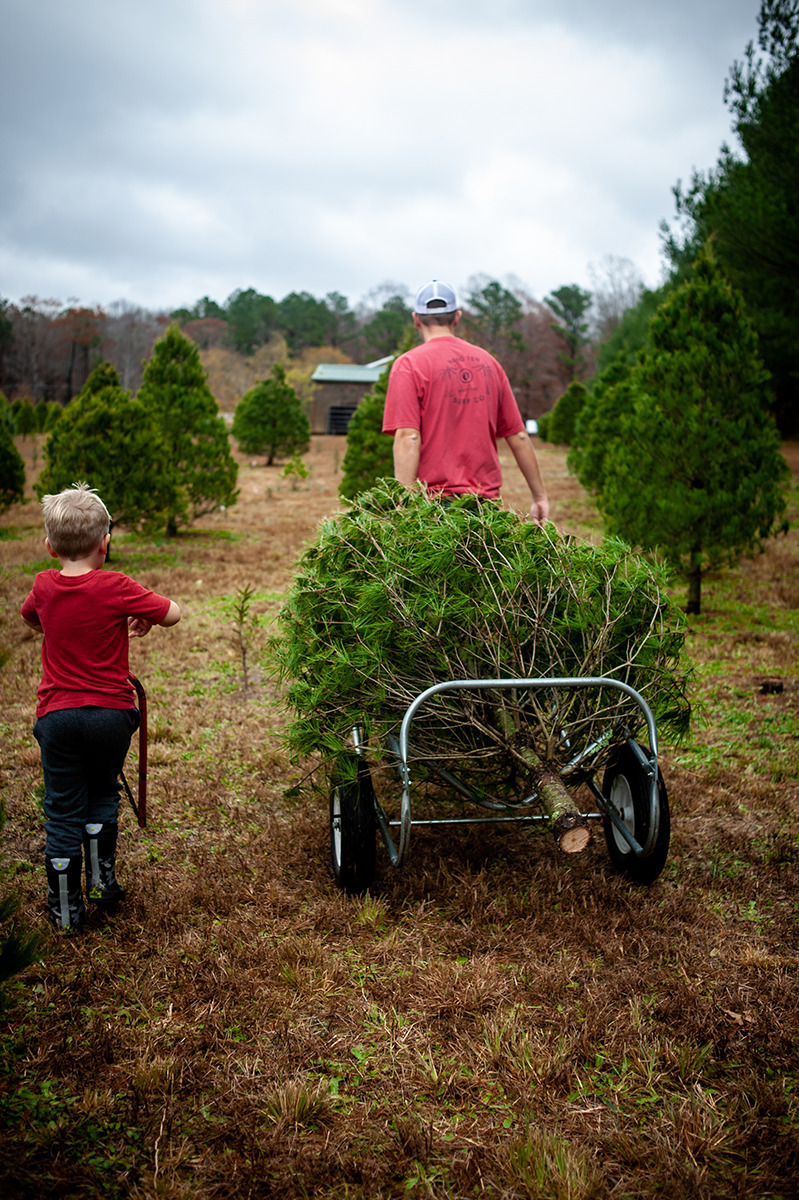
[0,434,797,1199]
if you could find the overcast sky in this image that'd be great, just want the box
[0,0,761,314]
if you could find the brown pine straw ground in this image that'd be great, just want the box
[0,434,798,1199]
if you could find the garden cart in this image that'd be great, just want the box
[273,483,688,900]
[329,675,670,895]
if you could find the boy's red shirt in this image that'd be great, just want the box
[21,568,171,719]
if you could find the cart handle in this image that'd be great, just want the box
[120,675,148,828]
[393,677,660,865]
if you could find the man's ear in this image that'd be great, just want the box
[102,532,111,556]
[44,537,59,560]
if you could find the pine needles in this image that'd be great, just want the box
[273,482,691,789]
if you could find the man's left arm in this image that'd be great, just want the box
[505,430,549,523]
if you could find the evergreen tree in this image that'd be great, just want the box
[79,361,122,396]
[0,893,43,995]
[339,332,417,499]
[0,392,14,437]
[13,398,37,437]
[41,401,63,433]
[34,400,62,433]
[594,247,790,614]
[568,362,633,494]
[277,292,329,355]
[546,381,589,445]
[463,279,525,354]
[171,294,227,325]
[324,291,357,347]
[232,364,310,466]
[0,419,25,513]
[137,325,239,535]
[0,793,43,996]
[273,482,691,781]
[36,379,179,533]
[338,367,394,499]
[225,288,278,354]
[546,284,592,380]
[362,296,414,358]
[662,1,799,433]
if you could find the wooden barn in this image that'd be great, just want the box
[309,357,393,434]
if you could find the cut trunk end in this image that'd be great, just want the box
[492,707,592,855]
[511,739,592,855]
[552,811,592,854]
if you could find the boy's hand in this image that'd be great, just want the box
[128,616,153,639]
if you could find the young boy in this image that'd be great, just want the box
[20,483,181,932]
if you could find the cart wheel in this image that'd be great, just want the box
[329,753,376,895]
[602,742,670,884]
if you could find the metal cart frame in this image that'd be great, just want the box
[329,675,670,893]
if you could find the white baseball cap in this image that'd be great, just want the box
[414,279,458,314]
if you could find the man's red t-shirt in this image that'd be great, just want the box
[21,569,172,718]
[382,336,524,497]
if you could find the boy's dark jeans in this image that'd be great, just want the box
[34,707,140,857]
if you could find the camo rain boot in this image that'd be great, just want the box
[83,823,126,906]
[45,855,86,932]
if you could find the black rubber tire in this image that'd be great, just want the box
[602,742,670,884]
[329,753,377,895]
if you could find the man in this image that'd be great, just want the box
[382,279,549,523]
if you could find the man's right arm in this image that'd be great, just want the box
[393,427,421,487]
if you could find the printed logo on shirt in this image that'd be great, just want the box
[437,355,493,410]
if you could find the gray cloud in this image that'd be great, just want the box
[0,0,762,311]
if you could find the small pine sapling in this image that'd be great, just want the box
[280,455,310,490]
[535,410,552,442]
[229,583,269,692]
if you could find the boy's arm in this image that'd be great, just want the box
[160,601,181,627]
[128,600,181,639]
[20,591,42,634]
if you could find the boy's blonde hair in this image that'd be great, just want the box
[41,482,111,560]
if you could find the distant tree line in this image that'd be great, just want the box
[0,300,168,407]
[171,286,415,359]
[0,275,601,423]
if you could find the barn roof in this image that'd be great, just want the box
[311,355,393,383]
